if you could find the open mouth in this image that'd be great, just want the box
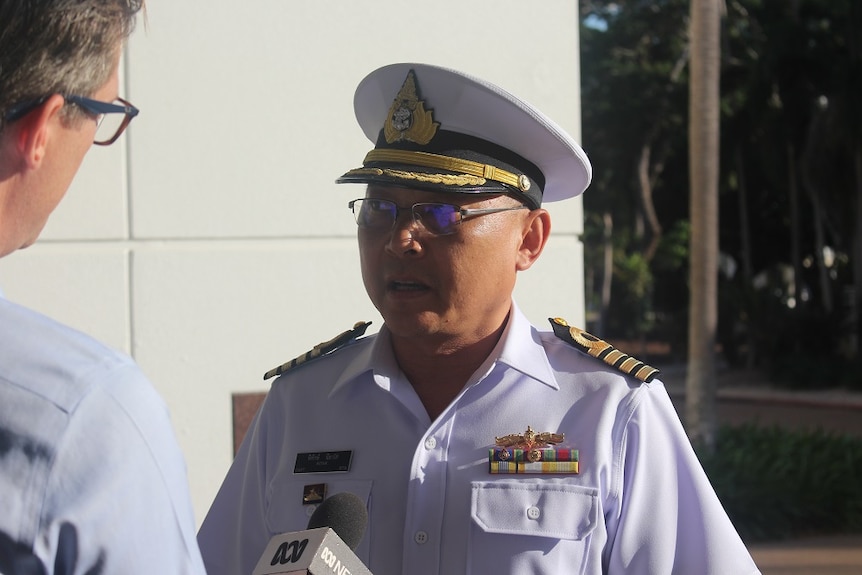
[388,280,429,292]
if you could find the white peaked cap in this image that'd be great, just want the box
[337,63,592,208]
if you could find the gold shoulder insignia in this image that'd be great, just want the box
[549,317,659,383]
[263,321,372,380]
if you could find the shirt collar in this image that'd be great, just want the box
[330,326,396,398]
[494,302,559,390]
[329,301,559,397]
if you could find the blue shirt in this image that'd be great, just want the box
[0,296,205,574]
[199,303,760,575]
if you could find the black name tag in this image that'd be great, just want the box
[294,451,353,474]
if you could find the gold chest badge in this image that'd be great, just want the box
[490,426,579,474]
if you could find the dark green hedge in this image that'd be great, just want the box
[698,424,862,542]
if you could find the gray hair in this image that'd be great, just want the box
[0,0,144,131]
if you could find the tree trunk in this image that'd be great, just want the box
[853,143,862,356]
[788,143,803,320]
[686,0,721,452]
[638,143,664,261]
[599,212,614,337]
[812,195,832,313]
[801,109,833,315]
[735,147,757,366]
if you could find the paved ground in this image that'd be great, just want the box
[748,534,862,575]
[659,365,862,574]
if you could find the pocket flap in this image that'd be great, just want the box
[471,481,598,541]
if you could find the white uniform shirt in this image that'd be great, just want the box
[0,296,206,574]
[199,303,760,575]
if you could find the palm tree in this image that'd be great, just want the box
[686,0,722,451]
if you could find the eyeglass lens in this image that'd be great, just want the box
[94,108,127,144]
[66,96,136,145]
[351,199,461,235]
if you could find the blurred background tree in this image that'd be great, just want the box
[580,0,862,390]
[687,0,722,450]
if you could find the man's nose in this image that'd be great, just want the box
[386,210,423,255]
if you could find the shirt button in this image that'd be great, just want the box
[424,437,437,450]
[526,506,541,520]
[414,531,429,545]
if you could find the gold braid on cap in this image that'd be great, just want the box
[363,149,531,192]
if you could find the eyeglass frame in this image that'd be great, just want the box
[348,197,530,236]
[3,94,139,146]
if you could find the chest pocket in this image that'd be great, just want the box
[469,480,599,575]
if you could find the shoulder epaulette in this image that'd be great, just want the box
[549,317,659,383]
[263,321,372,380]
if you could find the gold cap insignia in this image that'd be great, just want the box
[383,70,439,145]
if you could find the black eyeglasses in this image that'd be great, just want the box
[349,198,529,236]
[3,95,139,146]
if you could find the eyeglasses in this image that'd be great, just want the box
[3,95,139,146]
[67,95,139,145]
[349,198,529,236]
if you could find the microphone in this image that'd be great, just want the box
[0,530,47,575]
[305,492,368,550]
[252,492,372,575]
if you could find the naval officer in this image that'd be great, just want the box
[198,62,760,575]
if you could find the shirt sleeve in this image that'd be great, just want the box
[36,361,206,575]
[197,395,274,575]
[604,381,761,575]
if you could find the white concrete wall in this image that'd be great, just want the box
[0,0,586,526]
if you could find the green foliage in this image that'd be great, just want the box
[610,252,655,338]
[716,265,862,388]
[699,424,862,542]
[580,0,690,221]
[614,251,652,299]
[653,219,690,272]
[580,0,862,372]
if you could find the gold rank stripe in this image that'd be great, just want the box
[263,321,372,380]
[363,149,531,192]
[549,317,660,383]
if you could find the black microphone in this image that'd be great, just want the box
[0,530,47,575]
[252,492,372,575]
[306,492,368,550]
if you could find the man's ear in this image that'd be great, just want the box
[516,208,551,271]
[15,94,66,169]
